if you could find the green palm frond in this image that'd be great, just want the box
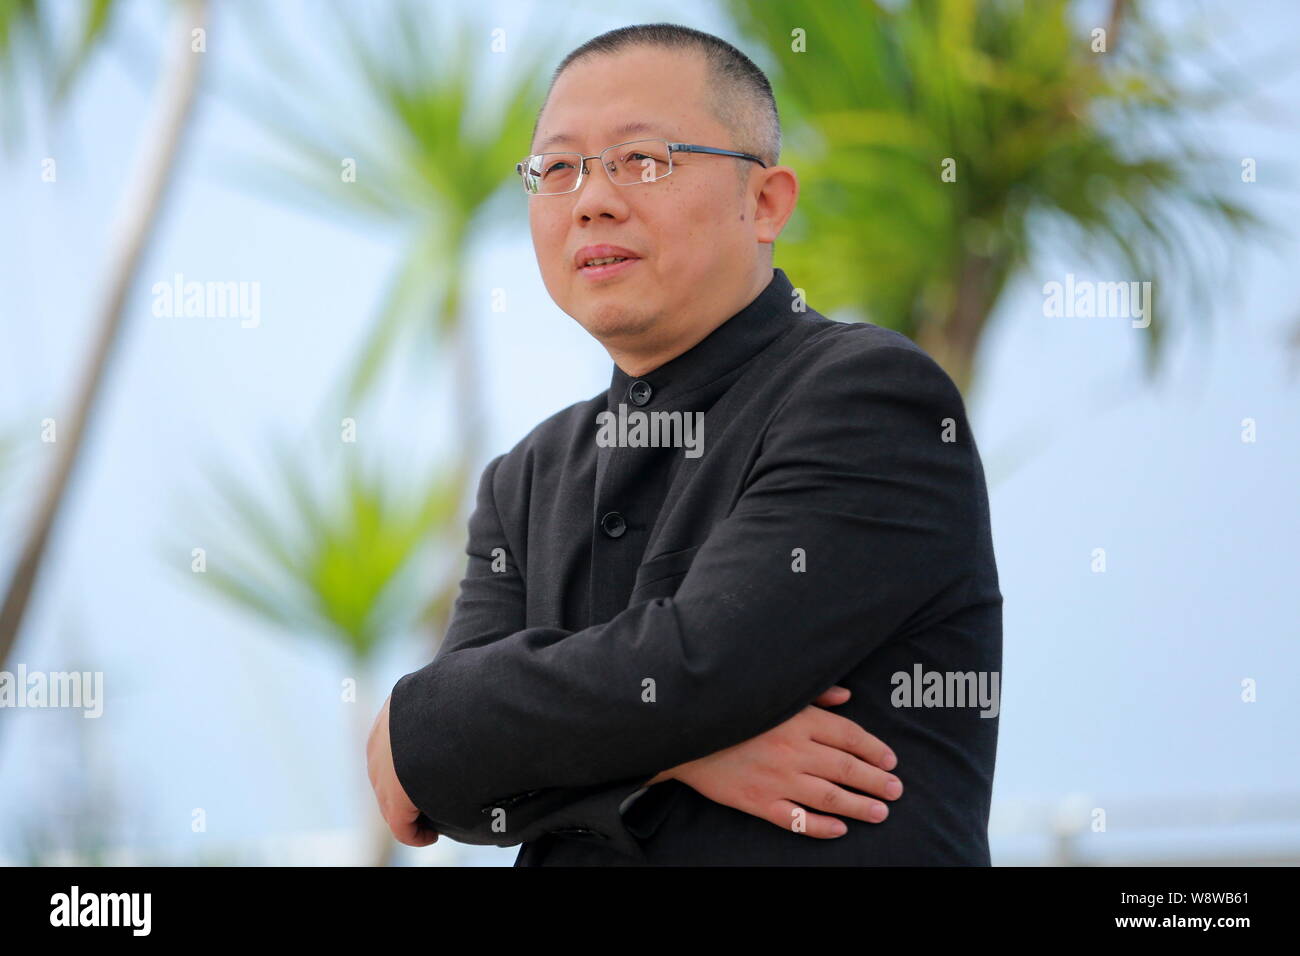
[165,4,556,658]
[0,0,119,150]
[725,0,1264,389]
[219,0,557,406]
[167,441,464,661]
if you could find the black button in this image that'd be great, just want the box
[600,511,627,538]
[628,379,653,406]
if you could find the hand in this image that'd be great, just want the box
[664,685,902,838]
[367,693,440,847]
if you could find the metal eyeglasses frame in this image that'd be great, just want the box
[516,139,767,195]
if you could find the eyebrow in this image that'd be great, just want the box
[534,120,672,153]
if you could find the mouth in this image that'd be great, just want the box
[577,255,641,280]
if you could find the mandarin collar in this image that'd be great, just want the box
[607,267,796,410]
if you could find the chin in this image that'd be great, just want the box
[578,300,658,341]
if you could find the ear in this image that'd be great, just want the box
[750,166,799,246]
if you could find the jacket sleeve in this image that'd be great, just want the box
[390,343,985,849]
[389,453,655,857]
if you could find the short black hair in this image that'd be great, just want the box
[532,23,782,174]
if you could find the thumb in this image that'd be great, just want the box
[812,685,851,707]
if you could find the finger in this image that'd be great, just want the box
[764,799,852,839]
[392,820,439,847]
[410,819,440,845]
[811,685,851,707]
[406,810,440,846]
[790,774,890,825]
[810,710,897,771]
[385,801,441,848]
[804,742,904,802]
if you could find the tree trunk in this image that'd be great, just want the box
[916,251,1004,397]
[0,0,209,669]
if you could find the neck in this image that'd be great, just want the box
[606,265,773,377]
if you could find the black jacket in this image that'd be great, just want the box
[389,267,1002,865]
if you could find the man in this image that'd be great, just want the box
[367,23,1002,865]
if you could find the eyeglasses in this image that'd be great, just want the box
[516,138,767,196]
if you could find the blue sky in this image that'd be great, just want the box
[1,0,1297,865]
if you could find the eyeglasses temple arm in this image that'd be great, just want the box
[668,143,767,168]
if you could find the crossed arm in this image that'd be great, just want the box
[381,344,978,850]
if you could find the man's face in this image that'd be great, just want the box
[527,46,761,354]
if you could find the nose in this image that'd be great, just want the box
[571,160,631,224]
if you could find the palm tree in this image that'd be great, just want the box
[0,0,210,670]
[224,2,555,461]
[167,437,465,865]
[174,3,558,863]
[724,0,1259,395]
[203,1,557,637]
